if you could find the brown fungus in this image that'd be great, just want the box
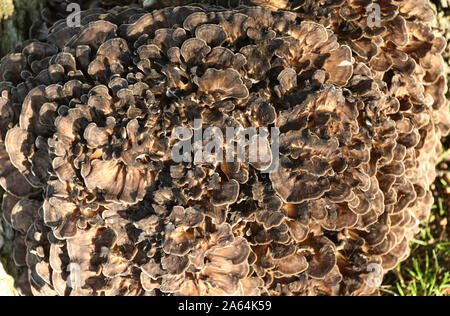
[0,0,448,297]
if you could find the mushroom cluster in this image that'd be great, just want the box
[0,0,448,296]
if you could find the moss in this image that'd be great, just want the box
[0,0,43,58]
[0,0,14,21]
[0,261,17,296]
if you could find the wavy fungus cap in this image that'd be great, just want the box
[0,0,448,296]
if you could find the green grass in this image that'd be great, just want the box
[382,239,450,296]
[391,250,449,296]
[381,175,450,296]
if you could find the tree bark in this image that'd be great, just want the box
[0,213,17,296]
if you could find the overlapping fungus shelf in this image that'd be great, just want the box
[0,0,448,296]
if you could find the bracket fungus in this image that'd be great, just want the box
[0,0,448,296]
